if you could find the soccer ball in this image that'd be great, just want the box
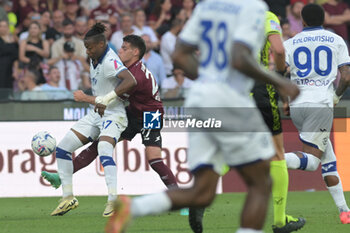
[31,131,56,157]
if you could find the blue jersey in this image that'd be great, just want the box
[284,27,350,106]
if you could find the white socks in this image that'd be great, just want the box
[327,181,350,213]
[131,192,172,217]
[322,139,349,213]
[236,228,263,233]
[56,130,83,198]
[98,141,117,201]
[285,152,320,171]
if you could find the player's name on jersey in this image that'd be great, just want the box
[201,1,242,14]
[293,36,334,45]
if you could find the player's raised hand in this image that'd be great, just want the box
[74,90,86,102]
[94,103,107,117]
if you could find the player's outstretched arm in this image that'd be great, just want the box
[95,69,137,106]
[232,42,299,101]
[172,41,198,80]
[74,90,96,105]
[334,65,350,104]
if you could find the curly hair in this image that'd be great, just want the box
[84,22,106,42]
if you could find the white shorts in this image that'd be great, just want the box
[72,109,128,142]
[290,103,333,152]
[185,82,275,175]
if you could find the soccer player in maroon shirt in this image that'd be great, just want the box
[42,34,178,215]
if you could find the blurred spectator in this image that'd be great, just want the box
[89,0,119,32]
[111,12,142,51]
[17,0,48,26]
[286,0,304,37]
[19,12,47,41]
[42,0,65,13]
[19,70,48,100]
[40,66,72,99]
[160,18,183,76]
[40,10,50,33]
[79,0,99,17]
[323,0,350,41]
[170,0,183,12]
[100,20,118,53]
[113,0,148,14]
[171,7,187,26]
[133,9,159,49]
[161,68,193,99]
[46,10,64,45]
[0,1,7,22]
[51,18,86,59]
[48,41,90,90]
[148,0,172,33]
[63,0,82,22]
[263,0,289,19]
[75,16,88,40]
[182,0,194,20]
[1,1,16,35]
[19,21,49,70]
[280,18,293,41]
[141,34,166,85]
[0,20,18,93]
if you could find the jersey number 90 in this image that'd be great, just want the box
[293,45,332,77]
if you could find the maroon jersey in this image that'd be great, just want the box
[125,60,163,119]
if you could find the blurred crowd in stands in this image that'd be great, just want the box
[0,0,350,101]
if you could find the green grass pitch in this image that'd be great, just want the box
[1,191,350,233]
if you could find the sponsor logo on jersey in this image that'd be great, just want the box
[294,78,330,87]
[143,110,162,129]
[270,20,281,32]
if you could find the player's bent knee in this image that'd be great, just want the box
[97,141,114,157]
[306,156,321,171]
[192,188,216,207]
[99,136,116,147]
[57,130,85,152]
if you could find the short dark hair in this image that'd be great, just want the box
[301,4,325,27]
[62,18,74,27]
[123,35,146,60]
[84,22,106,43]
[49,66,58,73]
